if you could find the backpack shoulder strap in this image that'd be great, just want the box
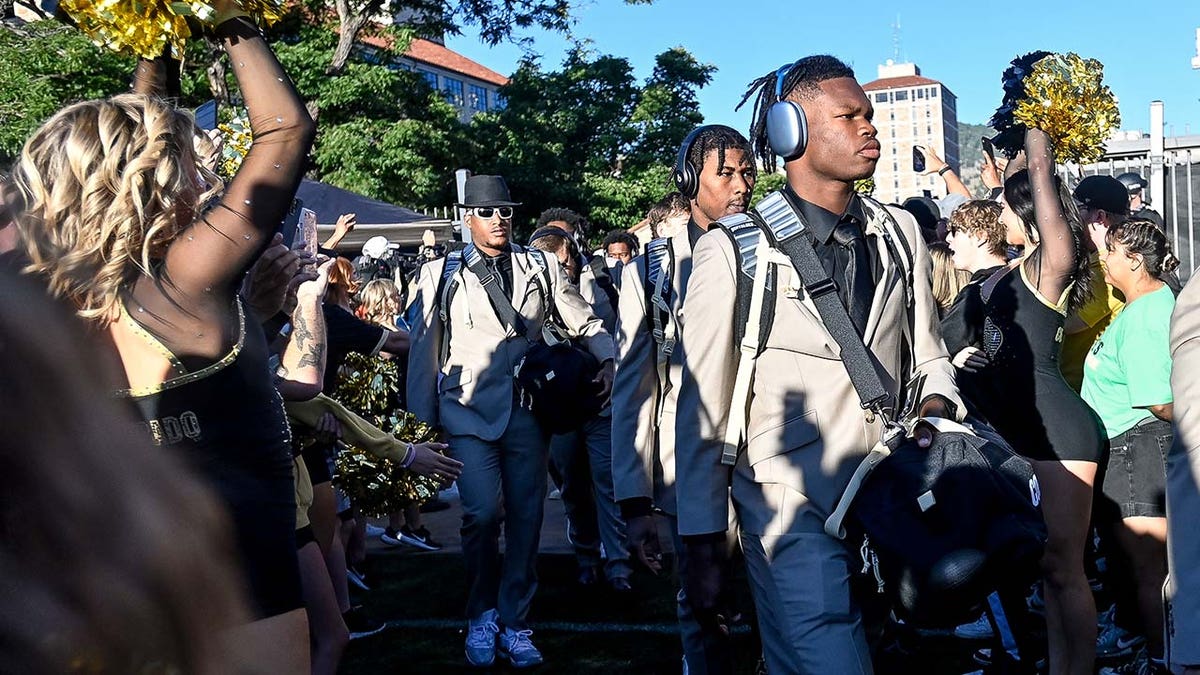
[588,255,620,309]
[714,212,776,352]
[643,237,676,421]
[436,250,465,366]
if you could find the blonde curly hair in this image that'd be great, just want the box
[7,93,222,323]
[355,278,401,329]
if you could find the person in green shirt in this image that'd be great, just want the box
[1082,219,1179,675]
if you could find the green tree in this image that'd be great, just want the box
[0,21,132,164]
[472,45,712,235]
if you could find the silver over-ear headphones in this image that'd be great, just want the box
[765,62,808,160]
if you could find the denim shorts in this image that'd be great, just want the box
[1101,417,1172,519]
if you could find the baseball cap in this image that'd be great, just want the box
[1073,176,1129,216]
[361,235,390,259]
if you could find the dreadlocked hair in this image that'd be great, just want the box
[738,55,855,172]
[683,126,755,182]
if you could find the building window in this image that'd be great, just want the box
[916,89,925,100]
[469,85,488,111]
[895,90,908,101]
[442,77,465,105]
[493,93,507,110]
[418,69,438,89]
[875,93,888,103]
[930,88,938,98]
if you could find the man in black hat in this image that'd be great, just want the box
[1061,175,1132,392]
[407,175,615,669]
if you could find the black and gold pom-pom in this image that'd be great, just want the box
[989,51,1120,164]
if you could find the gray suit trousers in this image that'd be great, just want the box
[738,486,873,675]
[668,515,734,675]
[550,415,632,581]
[450,404,549,629]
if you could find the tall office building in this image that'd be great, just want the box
[862,60,959,204]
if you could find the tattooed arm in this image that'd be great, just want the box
[276,258,333,400]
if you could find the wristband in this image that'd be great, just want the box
[937,165,952,176]
[401,443,416,468]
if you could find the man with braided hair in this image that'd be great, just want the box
[611,124,756,675]
[673,56,963,673]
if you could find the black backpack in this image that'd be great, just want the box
[848,420,1046,626]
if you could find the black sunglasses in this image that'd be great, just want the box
[470,206,513,219]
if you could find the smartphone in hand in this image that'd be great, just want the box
[912,145,926,173]
[297,208,319,258]
[277,199,303,249]
[981,137,997,164]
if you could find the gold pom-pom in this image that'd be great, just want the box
[999,52,1120,164]
[58,0,282,59]
[331,353,445,517]
[216,110,252,181]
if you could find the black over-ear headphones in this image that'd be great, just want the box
[765,61,809,160]
[672,124,741,199]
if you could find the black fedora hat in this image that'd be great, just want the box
[458,175,521,208]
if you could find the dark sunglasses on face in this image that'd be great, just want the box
[471,206,513,219]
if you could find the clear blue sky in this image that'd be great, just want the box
[447,0,1200,136]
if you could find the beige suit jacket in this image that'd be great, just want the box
[1167,274,1200,665]
[610,227,695,515]
[407,245,615,441]
[674,199,963,537]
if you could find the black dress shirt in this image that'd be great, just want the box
[781,185,881,328]
[478,245,514,299]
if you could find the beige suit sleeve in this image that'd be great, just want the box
[674,233,739,536]
[1167,275,1200,665]
[406,260,443,428]
[893,208,965,419]
[611,258,656,504]
[547,254,615,363]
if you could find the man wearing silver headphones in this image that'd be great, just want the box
[673,56,962,673]
[611,124,755,674]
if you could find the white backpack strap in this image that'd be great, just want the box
[721,234,773,467]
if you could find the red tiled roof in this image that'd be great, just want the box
[360,34,509,87]
[862,75,942,91]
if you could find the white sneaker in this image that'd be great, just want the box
[499,627,544,668]
[465,609,499,667]
[954,613,994,640]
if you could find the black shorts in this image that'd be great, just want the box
[295,524,317,550]
[302,441,333,485]
[1101,418,1171,519]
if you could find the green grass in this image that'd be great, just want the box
[339,550,1004,674]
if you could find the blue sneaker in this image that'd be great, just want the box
[499,628,544,668]
[464,609,499,667]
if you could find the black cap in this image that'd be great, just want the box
[458,175,521,208]
[1073,176,1129,216]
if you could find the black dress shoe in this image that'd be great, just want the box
[609,577,632,592]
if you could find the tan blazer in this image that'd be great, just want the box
[673,199,964,537]
[610,227,695,515]
[407,245,615,441]
[1167,273,1200,665]
[579,261,618,336]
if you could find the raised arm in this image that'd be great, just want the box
[131,57,167,96]
[276,259,332,400]
[155,12,315,299]
[1022,128,1077,305]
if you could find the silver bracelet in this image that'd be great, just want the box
[401,443,416,468]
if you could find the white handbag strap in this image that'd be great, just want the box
[721,236,774,466]
[823,416,969,539]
